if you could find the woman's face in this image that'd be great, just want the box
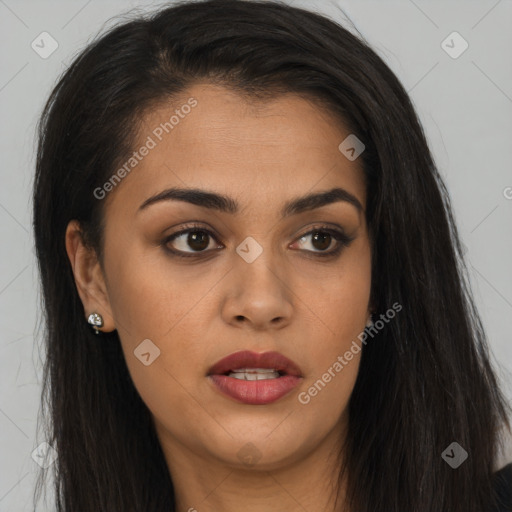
[68,83,371,474]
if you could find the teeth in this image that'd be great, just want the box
[228,368,280,381]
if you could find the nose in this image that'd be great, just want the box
[220,250,294,331]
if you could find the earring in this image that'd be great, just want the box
[87,312,104,334]
[366,313,374,328]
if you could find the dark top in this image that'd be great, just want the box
[492,462,512,511]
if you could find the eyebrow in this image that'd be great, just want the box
[138,186,364,217]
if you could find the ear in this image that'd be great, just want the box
[65,220,116,333]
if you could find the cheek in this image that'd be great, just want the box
[294,260,369,422]
[104,261,206,427]
[103,239,214,341]
[292,240,370,405]
[102,244,222,391]
[298,352,361,422]
[295,238,372,346]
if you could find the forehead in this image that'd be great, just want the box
[104,83,366,217]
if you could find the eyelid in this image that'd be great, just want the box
[161,222,354,258]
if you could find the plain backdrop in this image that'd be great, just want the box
[0,0,511,510]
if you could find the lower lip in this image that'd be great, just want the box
[208,374,301,405]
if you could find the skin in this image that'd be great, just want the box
[65,83,372,512]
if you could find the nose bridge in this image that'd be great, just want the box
[234,232,287,293]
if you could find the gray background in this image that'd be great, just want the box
[1,0,511,509]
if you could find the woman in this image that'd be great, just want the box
[32,0,512,510]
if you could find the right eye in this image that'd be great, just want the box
[162,225,223,258]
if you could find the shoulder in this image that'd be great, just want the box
[491,462,512,512]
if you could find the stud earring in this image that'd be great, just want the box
[87,312,104,334]
[366,313,374,328]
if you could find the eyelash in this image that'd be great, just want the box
[161,222,355,259]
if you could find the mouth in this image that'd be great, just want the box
[224,368,284,380]
[207,350,302,378]
[207,350,303,405]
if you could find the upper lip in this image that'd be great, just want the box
[207,350,302,377]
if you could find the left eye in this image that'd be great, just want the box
[291,228,353,256]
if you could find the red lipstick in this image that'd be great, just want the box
[207,350,302,405]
